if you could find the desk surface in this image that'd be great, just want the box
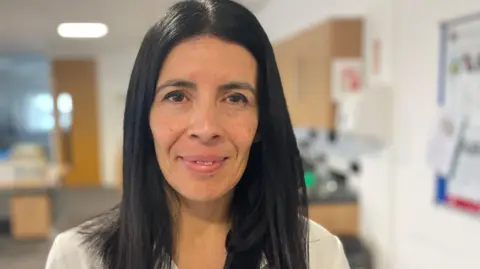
[308,187,357,204]
[0,164,67,191]
[0,179,60,191]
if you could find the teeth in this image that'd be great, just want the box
[195,161,214,165]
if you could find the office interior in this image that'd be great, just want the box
[1,0,479,268]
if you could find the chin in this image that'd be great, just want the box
[167,178,235,204]
[176,187,234,203]
[164,169,240,204]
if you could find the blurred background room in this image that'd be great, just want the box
[1,0,479,268]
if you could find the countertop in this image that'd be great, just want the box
[307,187,357,204]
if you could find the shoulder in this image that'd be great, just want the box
[307,219,350,269]
[46,226,102,269]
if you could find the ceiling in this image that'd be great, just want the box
[0,0,270,57]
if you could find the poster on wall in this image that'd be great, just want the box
[330,59,363,103]
[432,12,480,215]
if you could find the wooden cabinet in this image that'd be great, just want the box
[273,18,364,129]
[10,194,52,239]
[308,202,358,236]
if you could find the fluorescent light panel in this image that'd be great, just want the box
[57,23,108,38]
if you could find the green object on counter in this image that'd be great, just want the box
[304,171,316,188]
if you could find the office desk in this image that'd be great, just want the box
[0,161,66,240]
[0,180,60,240]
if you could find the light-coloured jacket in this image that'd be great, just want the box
[45,219,350,269]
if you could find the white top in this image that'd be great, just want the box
[45,219,350,269]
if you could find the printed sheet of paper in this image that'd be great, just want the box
[449,125,480,203]
[426,108,464,176]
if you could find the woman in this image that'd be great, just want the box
[46,0,349,268]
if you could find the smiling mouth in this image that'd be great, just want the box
[191,160,217,165]
[179,156,228,174]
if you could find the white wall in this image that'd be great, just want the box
[359,0,480,268]
[96,47,138,187]
[391,0,480,268]
[359,1,395,269]
[257,0,378,42]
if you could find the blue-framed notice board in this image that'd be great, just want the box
[434,12,480,215]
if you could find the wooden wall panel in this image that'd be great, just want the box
[331,19,364,58]
[52,60,100,187]
[295,59,333,128]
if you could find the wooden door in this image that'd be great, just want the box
[52,60,100,187]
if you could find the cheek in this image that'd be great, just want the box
[226,113,258,147]
[150,109,180,149]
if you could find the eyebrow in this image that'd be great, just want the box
[220,81,256,93]
[156,79,196,92]
[156,79,256,93]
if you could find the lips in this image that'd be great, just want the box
[179,155,228,174]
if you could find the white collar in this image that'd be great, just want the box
[170,254,269,269]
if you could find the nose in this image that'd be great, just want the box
[187,103,222,144]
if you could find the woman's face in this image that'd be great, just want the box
[150,36,258,203]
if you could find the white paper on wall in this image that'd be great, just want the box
[330,58,364,103]
[426,108,465,177]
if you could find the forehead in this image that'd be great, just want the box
[159,36,257,82]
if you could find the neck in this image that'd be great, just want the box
[169,192,234,268]
[170,192,233,245]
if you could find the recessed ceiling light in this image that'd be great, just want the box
[57,23,108,38]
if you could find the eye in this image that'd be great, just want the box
[225,93,248,105]
[163,90,188,103]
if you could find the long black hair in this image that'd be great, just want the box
[81,1,309,268]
